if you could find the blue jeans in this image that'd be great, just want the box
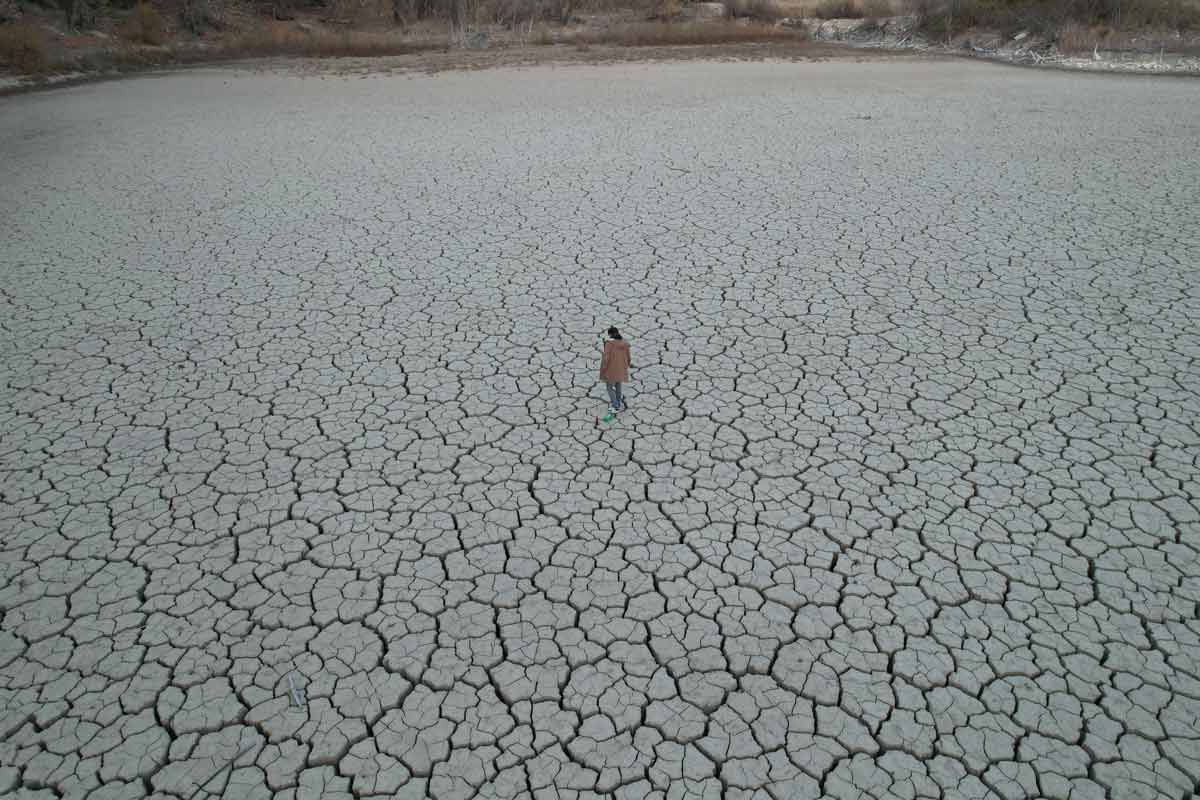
[605,382,625,410]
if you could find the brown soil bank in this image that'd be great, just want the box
[0,37,944,95]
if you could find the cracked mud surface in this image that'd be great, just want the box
[2,59,1199,799]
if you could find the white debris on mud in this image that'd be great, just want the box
[788,14,1200,75]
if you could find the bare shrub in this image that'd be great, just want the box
[914,0,1200,36]
[0,0,21,23]
[181,0,225,32]
[811,0,863,19]
[391,0,454,24]
[1112,0,1200,27]
[910,0,974,35]
[487,0,573,27]
[62,0,97,29]
[860,0,892,16]
[0,20,47,71]
[442,0,480,40]
[724,0,785,21]
[120,2,168,43]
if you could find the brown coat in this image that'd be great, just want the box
[600,339,630,383]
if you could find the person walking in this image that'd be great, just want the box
[600,327,630,422]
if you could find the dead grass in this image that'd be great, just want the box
[0,21,48,72]
[572,0,655,12]
[1057,21,1115,51]
[35,23,446,74]
[571,20,807,44]
[7,18,807,77]
[225,23,446,56]
[650,0,682,20]
[1053,20,1200,52]
[119,3,169,45]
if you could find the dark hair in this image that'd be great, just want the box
[607,327,621,339]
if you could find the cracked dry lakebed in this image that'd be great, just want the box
[1,58,1200,800]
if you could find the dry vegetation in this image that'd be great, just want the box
[118,2,168,43]
[810,0,890,18]
[1,0,1198,77]
[1055,21,1117,51]
[225,22,443,55]
[721,0,786,21]
[568,19,805,43]
[913,0,1200,36]
[0,19,46,69]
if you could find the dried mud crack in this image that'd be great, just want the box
[1,59,1199,800]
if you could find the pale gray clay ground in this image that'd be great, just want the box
[1,59,1199,800]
